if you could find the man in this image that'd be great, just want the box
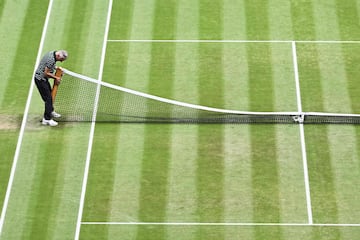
[34,50,68,126]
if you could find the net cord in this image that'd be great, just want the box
[62,68,360,118]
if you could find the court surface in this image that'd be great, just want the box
[1,0,360,239]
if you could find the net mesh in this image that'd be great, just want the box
[53,69,360,124]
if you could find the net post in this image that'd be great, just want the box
[51,67,63,103]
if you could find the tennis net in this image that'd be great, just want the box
[53,68,360,124]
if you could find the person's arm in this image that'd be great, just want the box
[44,67,61,84]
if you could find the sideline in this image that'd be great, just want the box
[0,0,55,236]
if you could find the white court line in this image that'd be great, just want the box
[0,0,55,236]
[81,222,360,227]
[73,0,113,239]
[107,39,360,44]
[291,41,313,224]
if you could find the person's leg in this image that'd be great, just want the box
[43,81,54,120]
[34,78,47,102]
[34,79,53,120]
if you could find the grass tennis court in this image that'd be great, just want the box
[1,0,360,239]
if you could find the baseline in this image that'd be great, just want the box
[107,39,360,44]
[81,222,360,227]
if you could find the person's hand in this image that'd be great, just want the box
[55,76,61,85]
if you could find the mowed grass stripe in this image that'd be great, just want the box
[312,0,351,112]
[308,0,358,229]
[0,1,29,108]
[293,2,339,230]
[167,125,198,223]
[244,0,269,40]
[165,2,199,238]
[298,46,341,238]
[245,2,282,239]
[291,1,322,112]
[0,0,55,238]
[294,1,340,234]
[194,1,225,239]
[83,0,133,225]
[268,1,293,40]
[50,128,95,239]
[326,126,360,224]
[341,45,360,112]
[0,0,5,20]
[0,0,42,219]
[23,130,74,239]
[1,126,92,240]
[1,0,110,239]
[271,16,308,226]
[268,1,297,111]
[137,124,172,237]
[0,131,17,214]
[312,0,340,41]
[222,1,252,233]
[335,0,360,40]
[102,0,133,84]
[84,125,118,222]
[108,0,134,40]
[42,0,96,117]
[337,0,360,112]
[81,1,144,239]
[98,4,155,238]
[26,0,102,238]
[223,0,247,40]
[82,0,132,226]
[199,0,223,40]
[314,3,360,227]
[136,1,176,239]
[315,46,351,112]
[1,0,49,235]
[305,126,341,240]
[296,44,324,112]
[270,41,308,226]
[167,0,198,226]
[64,0,114,237]
[128,0,155,41]
[104,2,156,238]
[341,44,360,238]
[223,125,253,223]
[62,0,94,70]
[0,0,34,113]
[290,1,318,40]
[1,133,43,239]
[173,0,199,40]
[109,124,144,225]
[222,1,248,110]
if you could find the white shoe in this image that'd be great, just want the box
[51,111,61,118]
[42,118,58,126]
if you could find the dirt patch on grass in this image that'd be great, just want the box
[0,114,21,130]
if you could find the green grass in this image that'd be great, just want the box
[1,0,360,240]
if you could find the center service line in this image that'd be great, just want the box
[291,41,313,224]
